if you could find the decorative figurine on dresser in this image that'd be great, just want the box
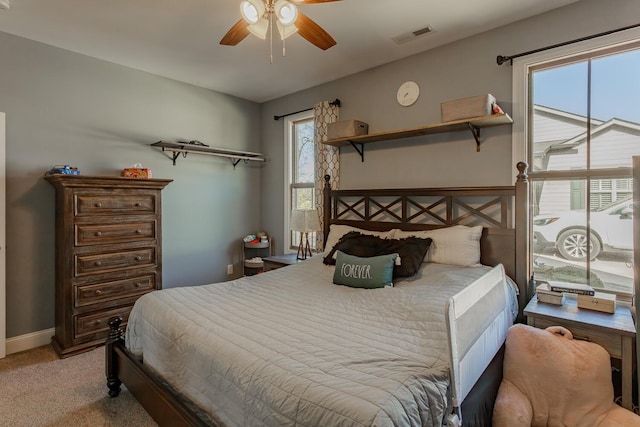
[45,175,172,358]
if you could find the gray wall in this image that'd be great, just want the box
[0,32,262,338]
[2,0,639,339]
[260,0,640,255]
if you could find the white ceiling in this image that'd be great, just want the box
[0,0,578,103]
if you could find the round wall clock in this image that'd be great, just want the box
[397,81,420,106]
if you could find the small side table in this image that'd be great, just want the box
[524,294,636,410]
[263,253,304,271]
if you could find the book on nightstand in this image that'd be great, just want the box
[548,281,595,296]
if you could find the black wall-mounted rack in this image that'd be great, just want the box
[151,141,267,168]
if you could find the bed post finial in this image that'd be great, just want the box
[106,316,123,397]
[516,161,528,182]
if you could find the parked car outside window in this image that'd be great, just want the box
[533,197,633,261]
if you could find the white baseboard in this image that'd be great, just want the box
[6,328,54,355]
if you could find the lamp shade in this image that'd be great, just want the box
[240,0,265,24]
[277,21,298,40]
[247,18,269,39]
[274,0,298,25]
[290,209,321,232]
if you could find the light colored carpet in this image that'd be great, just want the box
[0,344,156,426]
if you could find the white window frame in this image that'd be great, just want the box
[511,27,640,180]
[283,110,314,253]
[512,27,640,301]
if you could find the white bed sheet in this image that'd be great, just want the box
[125,256,516,427]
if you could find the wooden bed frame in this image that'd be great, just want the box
[105,162,530,427]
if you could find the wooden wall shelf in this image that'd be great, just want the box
[322,113,513,161]
[151,141,267,168]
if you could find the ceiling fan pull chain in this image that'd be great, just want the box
[269,11,274,64]
[283,38,286,57]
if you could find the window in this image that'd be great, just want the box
[513,31,640,299]
[284,111,317,251]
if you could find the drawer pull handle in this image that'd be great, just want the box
[95,319,102,325]
[573,334,592,342]
[95,290,102,296]
[94,261,102,266]
[134,256,142,261]
[95,232,102,237]
[135,229,143,234]
[95,202,102,208]
[134,202,141,207]
[135,283,141,288]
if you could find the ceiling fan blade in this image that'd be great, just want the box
[295,12,336,50]
[220,19,250,46]
[291,0,342,3]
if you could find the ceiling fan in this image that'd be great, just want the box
[220,0,340,55]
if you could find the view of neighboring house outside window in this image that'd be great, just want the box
[526,41,640,298]
[286,114,317,251]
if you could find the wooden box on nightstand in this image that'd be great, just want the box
[524,294,636,410]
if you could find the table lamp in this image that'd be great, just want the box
[290,209,321,260]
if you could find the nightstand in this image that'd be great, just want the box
[524,294,636,410]
[263,253,304,271]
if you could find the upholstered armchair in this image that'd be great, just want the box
[493,324,640,427]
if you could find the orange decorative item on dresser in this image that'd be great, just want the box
[123,163,152,178]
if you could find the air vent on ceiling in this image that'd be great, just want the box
[392,26,433,45]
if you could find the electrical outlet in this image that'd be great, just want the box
[227,264,233,275]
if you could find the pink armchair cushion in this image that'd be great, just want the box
[493,324,640,427]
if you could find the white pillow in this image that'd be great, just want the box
[323,224,394,254]
[393,225,482,266]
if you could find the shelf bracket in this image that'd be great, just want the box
[348,140,365,162]
[231,158,242,169]
[162,147,184,166]
[467,123,481,152]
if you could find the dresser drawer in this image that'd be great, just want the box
[75,194,156,216]
[74,305,134,339]
[75,248,156,277]
[529,317,622,358]
[75,275,155,307]
[75,221,155,246]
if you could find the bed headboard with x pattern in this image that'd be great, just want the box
[322,163,530,315]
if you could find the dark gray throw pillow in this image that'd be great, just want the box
[324,231,432,278]
[323,231,382,265]
[382,237,432,278]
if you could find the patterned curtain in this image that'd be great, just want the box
[313,100,340,251]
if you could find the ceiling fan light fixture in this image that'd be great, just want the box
[0,0,10,11]
[240,0,264,24]
[247,17,269,39]
[220,0,338,57]
[274,0,298,26]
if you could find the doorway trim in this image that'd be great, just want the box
[0,113,6,358]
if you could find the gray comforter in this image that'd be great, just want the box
[126,257,512,427]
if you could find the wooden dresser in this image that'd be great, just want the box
[45,175,172,358]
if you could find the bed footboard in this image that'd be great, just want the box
[445,264,512,426]
[106,317,211,427]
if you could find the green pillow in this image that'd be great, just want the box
[333,250,398,289]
